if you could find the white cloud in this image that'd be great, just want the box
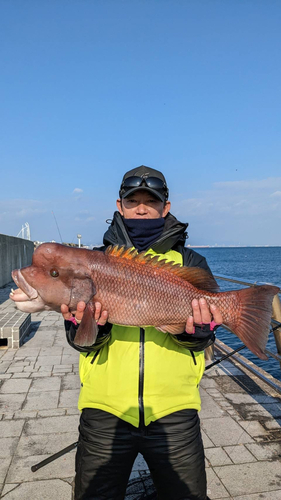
[73,188,83,194]
[173,176,281,245]
[0,199,47,221]
[214,177,281,191]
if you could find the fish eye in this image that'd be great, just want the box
[50,268,59,278]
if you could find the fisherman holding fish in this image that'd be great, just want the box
[62,166,222,500]
[11,166,279,499]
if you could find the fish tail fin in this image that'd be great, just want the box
[225,285,279,360]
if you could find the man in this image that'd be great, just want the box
[62,165,222,500]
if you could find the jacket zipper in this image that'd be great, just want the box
[138,328,145,429]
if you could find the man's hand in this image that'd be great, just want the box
[61,301,108,326]
[185,298,222,334]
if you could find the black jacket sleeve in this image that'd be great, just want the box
[65,320,112,353]
[172,327,217,352]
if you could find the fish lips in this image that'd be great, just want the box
[12,269,38,300]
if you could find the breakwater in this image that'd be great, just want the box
[0,234,34,287]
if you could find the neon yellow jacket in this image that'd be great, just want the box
[77,249,205,427]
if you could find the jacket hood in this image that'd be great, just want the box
[103,212,188,253]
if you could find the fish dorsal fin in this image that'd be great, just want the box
[105,246,219,292]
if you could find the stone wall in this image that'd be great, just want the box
[0,234,34,287]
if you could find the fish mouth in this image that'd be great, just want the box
[12,269,38,300]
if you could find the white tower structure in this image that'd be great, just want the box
[17,222,31,240]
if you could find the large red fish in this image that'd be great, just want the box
[11,243,279,360]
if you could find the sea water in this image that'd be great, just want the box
[195,247,281,380]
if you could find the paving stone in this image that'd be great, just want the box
[206,389,223,398]
[0,392,26,411]
[6,361,30,367]
[239,420,268,437]
[218,401,233,408]
[264,419,281,430]
[1,483,17,495]
[6,452,75,482]
[0,352,15,360]
[23,390,59,410]
[66,408,80,416]
[61,354,79,364]
[30,371,52,378]
[246,441,281,460]
[15,432,77,457]
[2,412,15,420]
[58,389,80,408]
[215,461,281,496]
[12,372,30,378]
[23,365,37,372]
[0,361,11,373]
[13,410,37,419]
[24,356,37,362]
[29,376,61,392]
[199,395,226,419]
[38,364,54,371]
[200,377,219,389]
[17,348,40,357]
[201,429,215,448]
[38,408,66,417]
[2,478,72,498]
[1,437,19,457]
[61,374,80,391]
[0,373,12,379]
[53,367,73,373]
[40,347,63,356]
[131,454,148,471]
[6,366,23,373]
[205,447,233,466]
[36,356,62,365]
[24,415,79,435]
[206,467,229,499]
[0,419,25,437]
[236,403,280,421]
[232,492,281,499]
[224,444,257,463]
[225,392,279,405]
[0,378,32,393]
[0,458,11,483]
[201,417,254,446]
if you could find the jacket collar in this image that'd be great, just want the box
[103,211,188,253]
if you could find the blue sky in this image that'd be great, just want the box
[1,0,280,247]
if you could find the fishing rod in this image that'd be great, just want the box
[205,344,246,370]
[31,441,78,472]
[52,210,63,243]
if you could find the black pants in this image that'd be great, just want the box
[75,408,207,500]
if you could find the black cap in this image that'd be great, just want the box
[119,165,169,202]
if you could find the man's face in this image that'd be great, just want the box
[116,189,171,219]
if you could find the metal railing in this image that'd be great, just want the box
[204,274,281,389]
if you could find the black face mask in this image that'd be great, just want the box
[123,218,165,252]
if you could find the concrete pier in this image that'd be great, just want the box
[0,284,281,499]
[0,234,34,288]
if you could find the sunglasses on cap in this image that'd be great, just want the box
[120,176,168,199]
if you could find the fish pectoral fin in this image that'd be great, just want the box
[156,324,186,335]
[73,302,99,347]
